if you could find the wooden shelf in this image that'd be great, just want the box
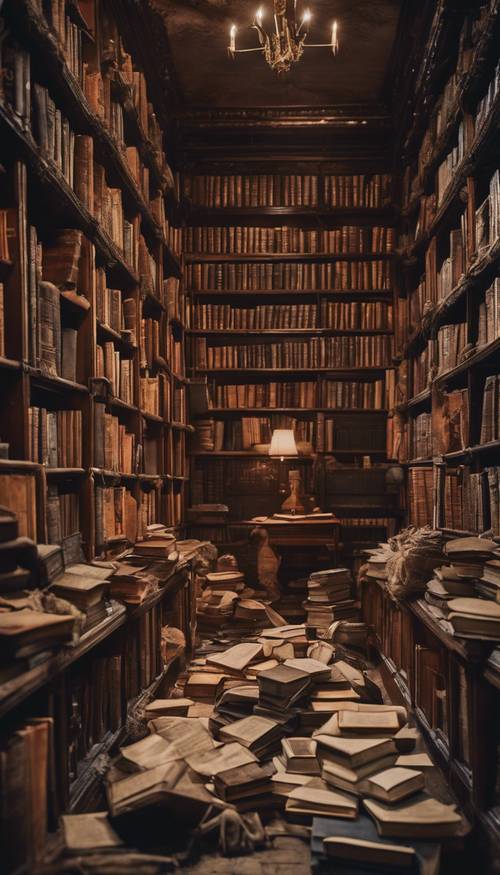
[0,603,127,721]
[403,237,500,356]
[404,388,432,411]
[189,328,393,337]
[189,288,394,298]
[45,467,86,478]
[404,2,500,163]
[96,321,137,356]
[0,103,139,289]
[405,89,500,259]
[29,370,89,395]
[192,366,389,376]
[183,204,396,226]
[435,336,500,388]
[199,407,388,415]
[4,0,181,277]
[191,449,385,458]
[185,252,395,263]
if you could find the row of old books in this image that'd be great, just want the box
[22,6,173,211]
[408,225,465,326]
[97,343,134,404]
[476,56,500,134]
[94,405,135,473]
[186,260,392,291]
[195,336,393,370]
[408,467,435,528]
[436,121,465,207]
[444,467,500,535]
[195,414,383,455]
[47,485,79,544]
[481,374,500,443]
[192,300,393,331]
[95,273,137,341]
[27,227,87,380]
[190,458,315,506]
[139,376,162,417]
[410,343,432,397]
[140,317,163,368]
[209,376,392,410]
[28,408,83,467]
[436,226,466,302]
[436,322,467,374]
[478,279,500,346]
[434,388,469,454]
[95,485,137,545]
[184,225,395,254]
[476,169,500,259]
[409,412,433,460]
[181,173,392,208]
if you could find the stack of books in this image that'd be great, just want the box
[51,563,112,630]
[218,715,283,759]
[304,568,357,633]
[213,761,276,812]
[255,664,312,724]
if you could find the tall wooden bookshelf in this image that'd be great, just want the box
[0,1,193,866]
[0,0,189,556]
[364,2,500,865]
[178,150,403,568]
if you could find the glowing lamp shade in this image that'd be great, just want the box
[269,429,298,460]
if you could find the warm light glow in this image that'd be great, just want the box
[229,24,236,52]
[269,429,299,460]
[227,2,340,74]
[331,19,339,53]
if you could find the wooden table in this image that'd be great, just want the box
[238,516,340,548]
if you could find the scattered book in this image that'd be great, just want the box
[285,781,358,821]
[281,737,320,775]
[206,642,262,674]
[396,753,434,770]
[219,715,282,758]
[144,699,194,718]
[364,794,462,838]
[61,812,123,853]
[337,710,401,735]
[362,766,425,803]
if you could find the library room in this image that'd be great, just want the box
[0,0,499,872]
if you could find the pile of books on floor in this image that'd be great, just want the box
[304,567,359,634]
[196,555,287,638]
[95,616,464,871]
[424,536,500,640]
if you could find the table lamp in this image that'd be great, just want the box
[269,429,304,514]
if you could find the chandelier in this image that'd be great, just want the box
[228,1,339,75]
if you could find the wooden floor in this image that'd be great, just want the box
[182,835,311,875]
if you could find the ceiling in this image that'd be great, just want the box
[152,0,403,109]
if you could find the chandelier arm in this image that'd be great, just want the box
[232,46,266,53]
